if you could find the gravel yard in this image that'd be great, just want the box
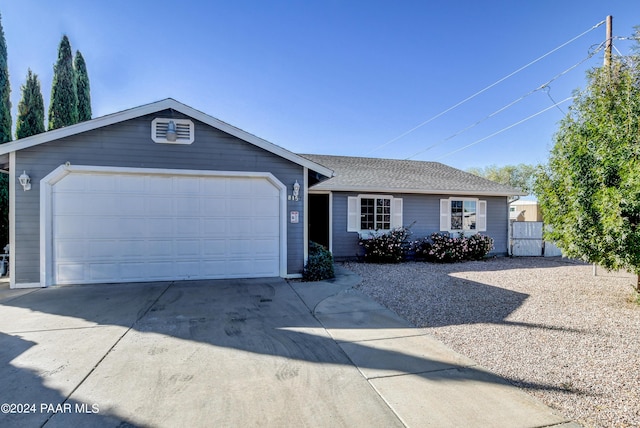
[343,257,640,428]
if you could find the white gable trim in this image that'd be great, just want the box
[0,98,333,179]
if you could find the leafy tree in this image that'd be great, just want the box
[0,12,10,247]
[535,36,640,292]
[467,164,537,195]
[16,69,45,139]
[74,50,91,122]
[48,35,78,130]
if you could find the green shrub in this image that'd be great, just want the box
[303,242,335,281]
[359,227,411,263]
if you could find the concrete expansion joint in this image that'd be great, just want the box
[334,331,428,344]
[366,364,480,381]
[534,421,581,428]
[309,287,356,315]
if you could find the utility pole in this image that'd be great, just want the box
[604,15,613,68]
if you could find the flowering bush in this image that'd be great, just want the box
[359,227,411,263]
[424,232,494,262]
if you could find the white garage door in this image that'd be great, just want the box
[51,171,282,285]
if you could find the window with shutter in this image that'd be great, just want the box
[347,195,403,232]
[440,198,486,232]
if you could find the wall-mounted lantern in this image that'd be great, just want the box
[18,171,31,191]
[292,180,300,201]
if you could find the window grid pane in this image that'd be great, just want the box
[376,198,391,230]
[464,200,477,230]
[451,200,463,230]
[360,198,375,230]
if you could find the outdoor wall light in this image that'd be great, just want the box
[292,180,300,201]
[18,171,31,191]
[166,120,178,142]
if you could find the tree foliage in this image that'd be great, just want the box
[467,163,536,195]
[74,50,91,122]
[16,69,45,139]
[48,35,78,130]
[535,37,640,290]
[0,12,10,143]
[0,13,9,247]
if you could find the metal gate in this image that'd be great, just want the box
[511,221,562,257]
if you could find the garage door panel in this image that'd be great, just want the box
[202,239,226,256]
[175,261,201,277]
[89,263,118,281]
[144,218,174,236]
[84,216,122,239]
[56,240,86,260]
[87,175,117,192]
[176,219,201,236]
[147,240,173,257]
[57,263,85,283]
[89,240,119,258]
[54,218,84,238]
[145,176,172,194]
[203,219,227,236]
[229,219,253,236]
[53,193,88,214]
[176,240,200,256]
[175,177,201,194]
[253,239,280,255]
[120,218,148,237]
[120,240,147,257]
[55,173,86,192]
[228,199,252,216]
[52,172,282,284]
[145,197,173,216]
[253,218,279,235]
[176,197,200,216]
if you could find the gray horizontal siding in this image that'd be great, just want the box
[330,192,509,260]
[14,111,306,283]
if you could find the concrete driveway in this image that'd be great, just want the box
[0,272,577,428]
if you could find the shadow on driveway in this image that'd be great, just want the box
[0,276,572,427]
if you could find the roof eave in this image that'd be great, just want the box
[0,98,334,178]
[309,184,527,197]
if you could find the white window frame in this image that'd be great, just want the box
[440,197,486,233]
[347,195,403,233]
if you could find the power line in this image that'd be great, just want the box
[432,96,574,161]
[367,19,606,155]
[404,44,605,160]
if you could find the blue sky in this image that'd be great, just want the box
[2,1,639,171]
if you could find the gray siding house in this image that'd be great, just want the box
[1,99,524,289]
[0,99,333,288]
[302,154,526,260]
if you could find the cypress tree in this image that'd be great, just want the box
[0,12,9,248]
[0,12,11,143]
[48,35,78,130]
[74,50,91,122]
[16,69,45,139]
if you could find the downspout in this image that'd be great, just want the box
[507,196,520,256]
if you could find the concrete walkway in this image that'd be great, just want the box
[290,267,581,428]
[0,270,580,427]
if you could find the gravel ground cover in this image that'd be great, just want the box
[343,257,640,428]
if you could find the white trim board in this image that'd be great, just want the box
[0,98,334,179]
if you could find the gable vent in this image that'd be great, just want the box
[151,118,195,144]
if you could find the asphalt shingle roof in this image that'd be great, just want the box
[300,154,526,196]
